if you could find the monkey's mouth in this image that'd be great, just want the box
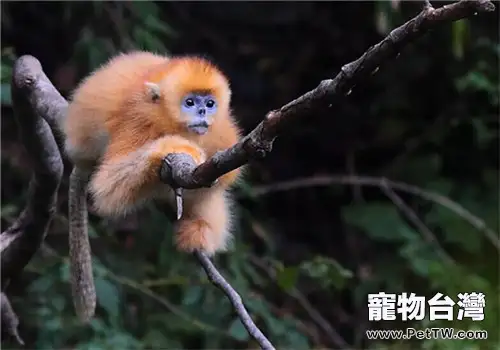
[188,121,209,135]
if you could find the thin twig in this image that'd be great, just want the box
[37,244,233,339]
[380,179,455,265]
[194,251,275,350]
[249,255,350,349]
[247,175,500,251]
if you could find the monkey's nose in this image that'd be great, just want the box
[198,108,206,116]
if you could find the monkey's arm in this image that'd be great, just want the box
[90,135,206,217]
[68,166,96,322]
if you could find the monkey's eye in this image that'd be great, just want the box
[206,99,215,108]
[185,98,195,107]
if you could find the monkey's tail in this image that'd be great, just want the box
[68,167,96,322]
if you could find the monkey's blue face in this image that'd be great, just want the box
[181,93,217,135]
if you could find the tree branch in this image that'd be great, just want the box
[0,0,494,348]
[1,292,24,346]
[1,55,65,344]
[248,255,350,349]
[159,0,495,189]
[156,3,494,349]
[194,251,274,350]
[380,179,456,265]
[247,174,500,251]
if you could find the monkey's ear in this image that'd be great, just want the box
[145,82,161,102]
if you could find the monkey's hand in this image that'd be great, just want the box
[216,168,241,188]
[90,135,206,217]
[149,135,207,168]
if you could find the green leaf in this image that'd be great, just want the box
[28,275,54,294]
[45,317,62,331]
[452,19,469,60]
[133,27,167,52]
[241,261,266,287]
[144,16,176,37]
[228,257,250,292]
[89,318,107,335]
[228,318,249,341]
[95,277,120,321]
[87,222,99,238]
[471,118,496,147]
[266,315,287,336]
[88,38,110,70]
[1,204,18,219]
[390,155,442,186]
[276,266,299,291]
[399,238,437,278]
[143,329,178,348]
[60,261,70,282]
[103,331,141,349]
[1,83,11,105]
[425,178,454,197]
[455,69,498,104]
[284,329,310,349]
[129,1,159,19]
[238,180,259,201]
[300,256,353,290]
[426,204,481,253]
[182,285,203,306]
[343,202,419,242]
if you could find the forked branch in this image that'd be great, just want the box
[0,0,494,348]
[1,55,65,344]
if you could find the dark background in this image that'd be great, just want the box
[1,1,499,349]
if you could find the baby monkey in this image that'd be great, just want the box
[63,51,242,321]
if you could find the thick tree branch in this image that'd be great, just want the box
[1,56,65,282]
[0,0,494,348]
[159,0,495,189]
[1,292,24,345]
[0,55,64,343]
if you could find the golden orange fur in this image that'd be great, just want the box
[64,51,242,254]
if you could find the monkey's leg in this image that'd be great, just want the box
[89,135,206,217]
[175,189,233,255]
[68,166,96,322]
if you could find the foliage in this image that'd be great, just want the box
[1,1,498,349]
[1,47,16,106]
[68,2,175,72]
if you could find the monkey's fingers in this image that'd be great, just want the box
[175,187,183,220]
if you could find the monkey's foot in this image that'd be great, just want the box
[175,218,218,255]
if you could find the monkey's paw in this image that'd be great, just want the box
[154,135,206,165]
[175,218,219,255]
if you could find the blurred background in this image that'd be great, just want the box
[1,1,498,349]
